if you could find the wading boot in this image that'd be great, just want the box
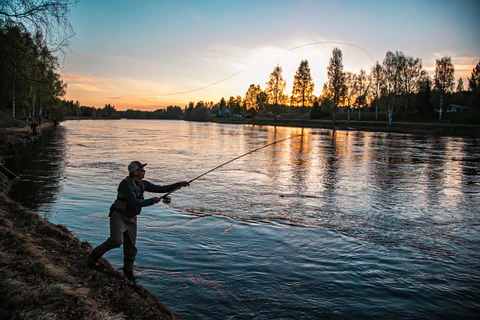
[87,251,100,269]
[123,267,138,282]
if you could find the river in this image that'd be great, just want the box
[3,119,480,319]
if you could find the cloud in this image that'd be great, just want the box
[64,74,115,92]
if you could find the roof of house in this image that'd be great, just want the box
[450,104,472,110]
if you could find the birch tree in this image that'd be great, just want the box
[352,69,368,120]
[327,47,345,127]
[256,91,268,113]
[343,71,355,120]
[433,56,455,120]
[0,25,65,117]
[245,84,261,113]
[401,56,422,113]
[291,59,314,119]
[382,51,403,126]
[416,70,432,116]
[456,77,464,92]
[467,61,480,111]
[265,64,287,118]
[467,61,480,91]
[370,61,382,120]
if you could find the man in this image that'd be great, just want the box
[30,121,38,137]
[87,161,189,281]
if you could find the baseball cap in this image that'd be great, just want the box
[128,161,147,173]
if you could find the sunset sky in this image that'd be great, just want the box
[62,0,480,111]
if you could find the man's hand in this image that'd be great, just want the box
[180,181,190,188]
[153,196,161,204]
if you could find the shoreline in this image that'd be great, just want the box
[0,121,183,319]
[211,118,480,137]
[57,116,480,137]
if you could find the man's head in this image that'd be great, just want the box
[128,161,147,179]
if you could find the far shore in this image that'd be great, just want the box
[213,117,480,137]
[59,116,480,137]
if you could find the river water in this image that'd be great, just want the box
[3,120,480,319]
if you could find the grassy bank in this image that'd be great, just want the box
[212,118,480,136]
[0,116,182,319]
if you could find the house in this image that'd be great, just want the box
[447,104,472,112]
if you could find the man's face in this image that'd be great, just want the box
[133,168,146,179]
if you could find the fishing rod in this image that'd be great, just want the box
[159,133,304,204]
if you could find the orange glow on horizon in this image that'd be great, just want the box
[64,60,477,112]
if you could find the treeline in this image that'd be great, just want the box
[197,50,480,125]
[60,100,184,120]
[184,50,480,125]
[64,50,480,126]
[0,23,66,120]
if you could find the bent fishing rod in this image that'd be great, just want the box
[159,133,303,204]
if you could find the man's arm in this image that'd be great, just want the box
[143,180,189,194]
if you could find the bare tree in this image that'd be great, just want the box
[327,47,345,127]
[0,0,77,52]
[434,56,455,120]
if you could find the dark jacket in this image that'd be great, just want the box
[115,176,183,217]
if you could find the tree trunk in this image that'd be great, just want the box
[12,68,16,118]
[12,89,16,118]
[388,94,395,127]
[439,93,443,121]
[39,95,43,118]
[332,96,337,128]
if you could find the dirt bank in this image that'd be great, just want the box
[0,117,183,319]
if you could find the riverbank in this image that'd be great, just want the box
[0,117,182,319]
[212,118,480,136]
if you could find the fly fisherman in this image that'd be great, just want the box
[87,161,189,281]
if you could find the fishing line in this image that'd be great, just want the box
[159,133,304,203]
[149,133,305,296]
[109,41,375,103]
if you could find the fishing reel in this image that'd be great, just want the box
[162,196,172,204]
